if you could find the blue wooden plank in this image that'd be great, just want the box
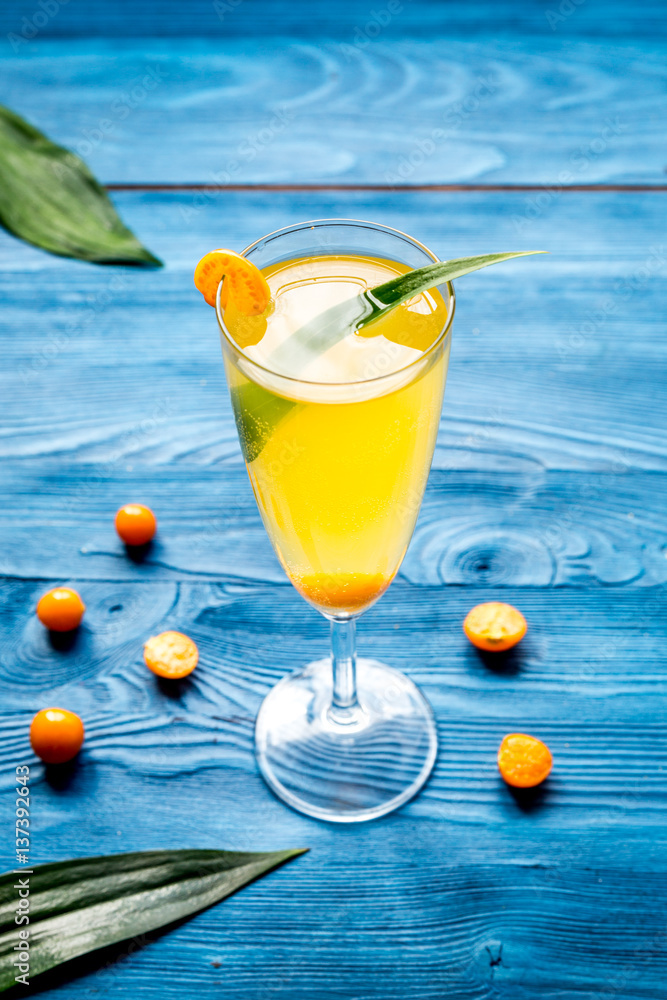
[1,572,667,992]
[1,0,666,40]
[1,675,667,1000]
[0,463,665,590]
[2,34,665,183]
[0,189,665,470]
[2,568,667,725]
[0,105,665,1000]
[1,745,665,1000]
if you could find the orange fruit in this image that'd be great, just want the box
[115,503,157,546]
[463,602,527,652]
[144,631,198,679]
[194,249,270,315]
[498,733,552,788]
[30,708,85,764]
[36,588,85,632]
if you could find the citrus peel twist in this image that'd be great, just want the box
[194,249,271,316]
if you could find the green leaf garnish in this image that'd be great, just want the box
[268,251,546,373]
[0,847,306,991]
[0,105,162,265]
[230,251,546,463]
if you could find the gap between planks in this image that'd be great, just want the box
[105,183,667,192]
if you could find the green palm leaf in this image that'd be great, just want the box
[0,105,162,265]
[0,847,306,991]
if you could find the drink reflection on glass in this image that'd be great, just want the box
[215,220,454,822]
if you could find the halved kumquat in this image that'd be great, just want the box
[498,732,552,788]
[144,631,199,679]
[194,249,271,316]
[463,602,527,652]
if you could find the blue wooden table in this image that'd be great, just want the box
[1,0,666,995]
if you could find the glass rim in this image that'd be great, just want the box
[215,218,456,391]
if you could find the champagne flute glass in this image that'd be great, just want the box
[215,219,454,822]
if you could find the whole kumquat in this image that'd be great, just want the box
[115,503,157,546]
[30,708,85,765]
[36,587,86,632]
[144,631,199,679]
[194,248,271,315]
[463,602,527,652]
[498,733,552,788]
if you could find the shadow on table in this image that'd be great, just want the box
[472,645,526,676]
[123,540,153,564]
[155,674,195,701]
[501,777,552,814]
[47,629,81,653]
[42,758,85,793]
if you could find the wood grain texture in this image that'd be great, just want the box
[2,33,665,184]
[1,189,665,470]
[2,573,667,725]
[2,6,667,996]
[2,0,666,40]
[2,750,667,1000]
[0,463,665,590]
[1,656,667,1000]
[1,572,666,993]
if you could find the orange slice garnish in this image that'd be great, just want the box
[194,249,271,316]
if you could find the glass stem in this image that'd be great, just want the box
[329,617,360,724]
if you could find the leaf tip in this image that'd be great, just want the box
[141,251,164,268]
[123,248,163,268]
[282,847,310,860]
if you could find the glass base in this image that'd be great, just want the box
[255,658,438,823]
